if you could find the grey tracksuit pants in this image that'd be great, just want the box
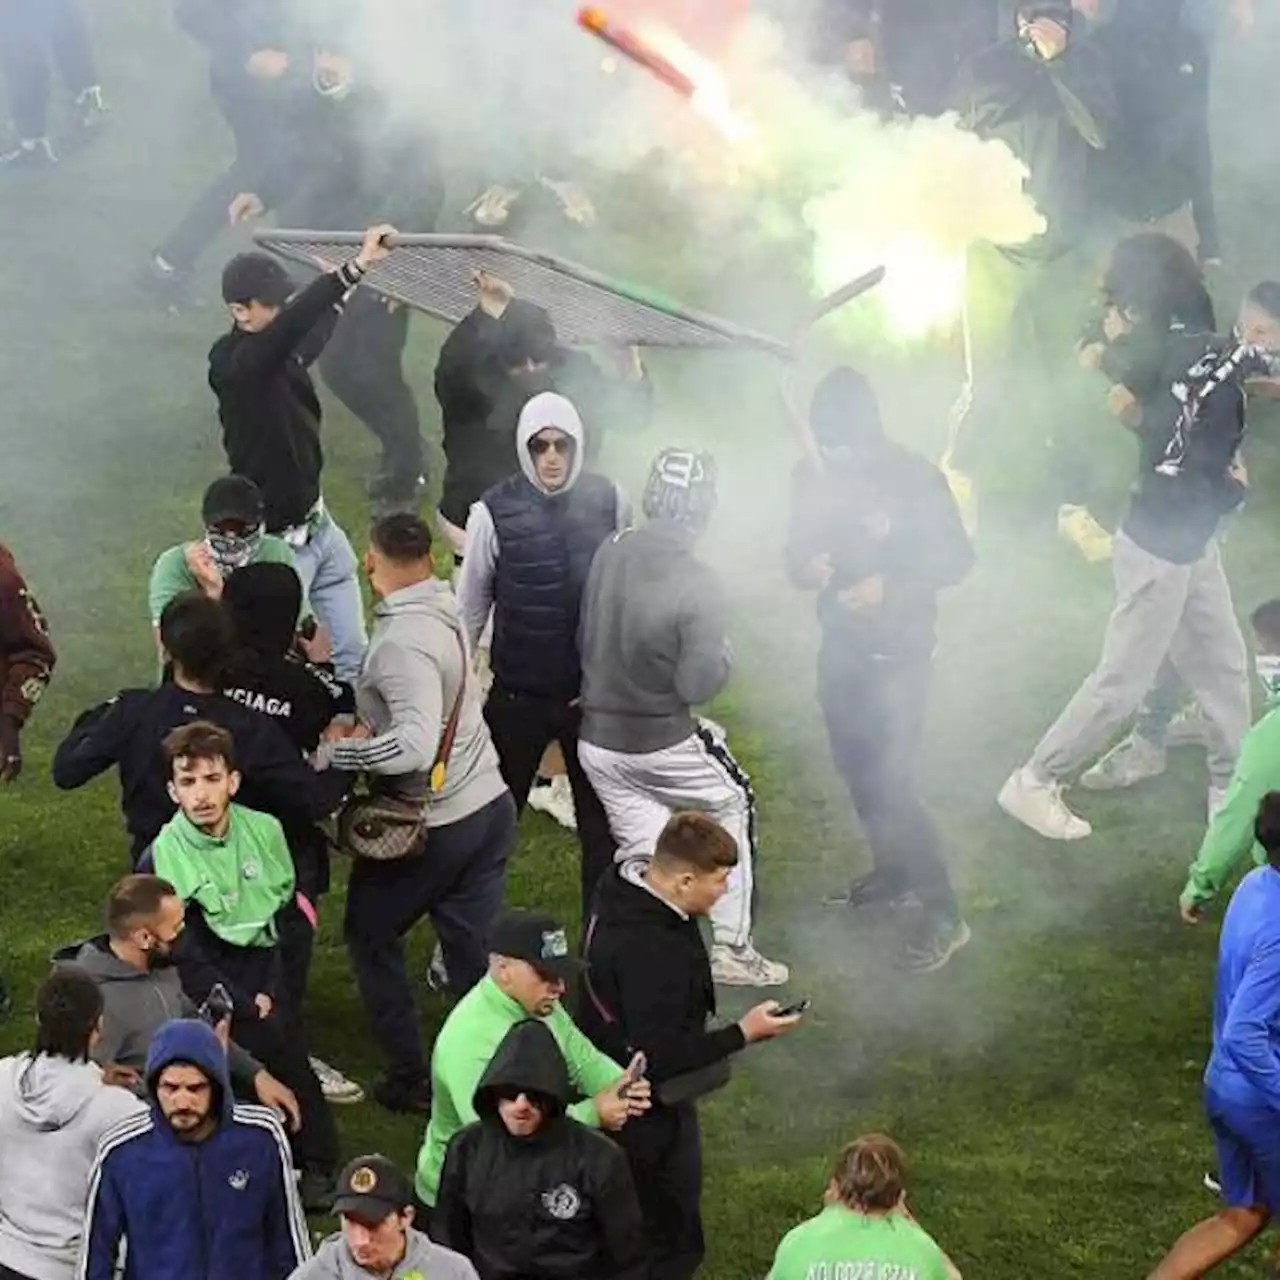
[1029,532,1249,788]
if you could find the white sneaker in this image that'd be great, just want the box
[1208,786,1229,821]
[467,184,522,228]
[710,942,790,987]
[1166,704,1212,748]
[528,774,577,831]
[1080,733,1167,791]
[308,1056,365,1104]
[998,767,1092,840]
[426,942,450,992]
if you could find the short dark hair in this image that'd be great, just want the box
[34,967,104,1062]
[653,812,739,874]
[1257,793,1280,868]
[1252,599,1280,650]
[163,720,237,777]
[1246,281,1280,321]
[221,252,294,307]
[159,591,233,686]
[1102,233,1215,334]
[831,1134,908,1213]
[107,874,179,940]
[370,513,433,564]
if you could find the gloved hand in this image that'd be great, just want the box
[0,715,22,783]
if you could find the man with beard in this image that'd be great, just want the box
[80,1018,311,1277]
[786,369,974,972]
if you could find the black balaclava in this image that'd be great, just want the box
[809,367,885,455]
[223,561,303,661]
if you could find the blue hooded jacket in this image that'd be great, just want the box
[78,1019,310,1280]
[1205,866,1280,1109]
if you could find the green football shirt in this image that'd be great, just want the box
[148,536,311,625]
[767,1205,951,1280]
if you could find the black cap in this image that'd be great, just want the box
[202,475,264,527]
[490,909,583,982]
[332,1155,415,1222]
[221,252,295,307]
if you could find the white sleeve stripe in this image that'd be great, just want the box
[77,1116,152,1280]
[232,1107,313,1264]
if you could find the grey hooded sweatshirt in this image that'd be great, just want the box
[290,1226,479,1280]
[316,576,507,828]
[0,1052,146,1280]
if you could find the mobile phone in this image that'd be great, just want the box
[199,983,234,1028]
[618,1051,647,1098]
[774,998,811,1018]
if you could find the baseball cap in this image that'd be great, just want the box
[202,475,264,528]
[221,252,296,307]
[490,909,584,982]
[332,1155,415,1222]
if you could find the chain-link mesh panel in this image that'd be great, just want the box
[254,231,790,355]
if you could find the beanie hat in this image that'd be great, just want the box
[642,448,718,532]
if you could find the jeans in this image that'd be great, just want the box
[319,295,426,493]
[344,792,516,1084]
[1030,534,1250,788]
[818,643,960,923]
[0,0,96,139]
[483,685,616,923]
[290,510,367,683]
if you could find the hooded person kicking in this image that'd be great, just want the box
[435,1019,647,1280]
[456,392,626,921]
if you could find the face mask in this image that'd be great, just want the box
[1258,654,1280,699]
[206,526,263,575]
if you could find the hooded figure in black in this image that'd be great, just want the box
[433,288,652,550]
[785,368,974,973]
[434,1019,646,1280]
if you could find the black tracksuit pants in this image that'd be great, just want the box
[0,0,96,140]
[483,684,617,923]
[818,641,960,924]
[616,1102,704,1280]
[318,292,427,493]
[344,792,516,1085]
[221,947,340,1176]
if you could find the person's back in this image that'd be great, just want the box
[578,521,729,755]
[0,969,147,1280]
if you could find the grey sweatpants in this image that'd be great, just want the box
[1029,533,1249,788]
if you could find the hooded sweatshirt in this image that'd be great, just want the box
[435,1020,647,1280]
[1182,696,1280,912]
[456,392,627,699]
[416,976,625,1206]
[0,1053,146,1280]
[314,577,506,828]
[292,1228,478,1280]
[81,1019,310,1280]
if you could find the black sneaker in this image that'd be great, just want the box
[298,1167,337,1215]
[895,918,971,974]
[824,868,915,911]
[0,139,57,171]
[373,1074,433,1115]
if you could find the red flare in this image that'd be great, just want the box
[577,7,697,99]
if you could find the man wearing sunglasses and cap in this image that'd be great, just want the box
[414,908,649,1212]
[292,1154,479,1280]
[209,223,395,682]
[456,392,627,922]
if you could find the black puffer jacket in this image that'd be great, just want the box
[434,1020,646,1280]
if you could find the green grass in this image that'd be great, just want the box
[7,3,1280,1277]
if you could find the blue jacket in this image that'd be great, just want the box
[79,1019,310,1280]
[1205,865,1280,1109]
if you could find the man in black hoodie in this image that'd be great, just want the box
[434,1019,647,1280]
[209,222,393,681]
[579,812,802,1279]
[786,369,974,974]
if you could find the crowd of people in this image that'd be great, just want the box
[2,0,1280,1277]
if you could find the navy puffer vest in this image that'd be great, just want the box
[487,472,619,697]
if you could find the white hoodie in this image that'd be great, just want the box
[0,1053,147,1280]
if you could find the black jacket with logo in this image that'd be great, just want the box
[435,1020,646,1280]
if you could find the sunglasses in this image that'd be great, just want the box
[494,1086,546,1106]
[529,436,574,457]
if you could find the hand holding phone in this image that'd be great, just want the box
[618,1050,647,1099]
[199,983,234,1029]
[774,997,812,1019]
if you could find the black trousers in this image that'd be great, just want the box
[344,791,516,1084]
[818,642,959,923]
[483,685,617,923]
[154,77,277,273]
[318,293,426,491]
[224,949,340,1175]
[0,0,96,139]
[617,1102,704,1280]
[1,1264,37,1280]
